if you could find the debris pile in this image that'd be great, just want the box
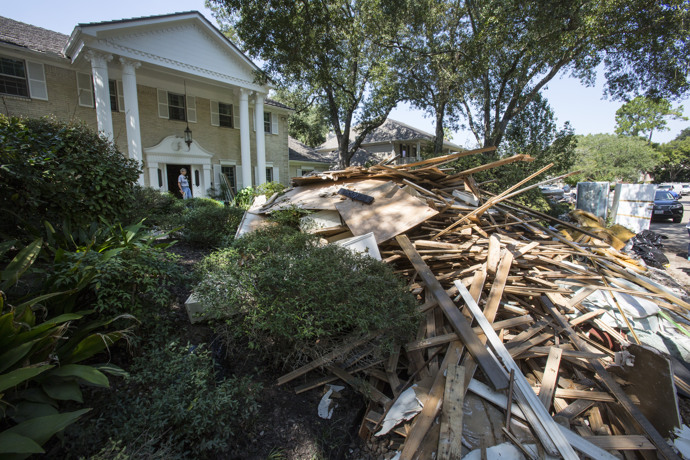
[244,147,690,459]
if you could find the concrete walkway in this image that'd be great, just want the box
[650,195,690,291]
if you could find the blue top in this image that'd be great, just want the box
[178,174,189,187]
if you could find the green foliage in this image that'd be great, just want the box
[215,0,400,167]
[195,227,419,367]
[233,182,286,210]
[180,199,245,247]
[70,342,261,460]
[271,87,331,147]
[47,220,187,320]
[124,187,186,231]
[570,134,659,183]
[654,133,690,182]
[615,96,687,143]
[0,115,141,242]
[0,240,132,458]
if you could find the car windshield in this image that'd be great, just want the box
[658,185,671,190]
[655,191,674,200]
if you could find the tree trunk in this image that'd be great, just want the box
[434,104,446,156]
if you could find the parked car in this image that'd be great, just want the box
[682,183,690,196]
[657,184,680,199]
[652,190,684,223]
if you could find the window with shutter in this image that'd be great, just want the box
[26,61,47,100]
[168,92,186,121]
[77,72,94,107]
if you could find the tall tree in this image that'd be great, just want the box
[391,0,689,151]
[615,96,687,143]
[211,0,400,167]
[572,134,659,183]
[271,87,331,147]
[654,132,690,182]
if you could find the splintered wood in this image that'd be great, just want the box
[271,147,688,459]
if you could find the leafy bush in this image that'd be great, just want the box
[47,221,187,321]
[0,239,133,458]
[124,187,186,231]
[179,199,245,247]
[0,115,141,241]
[69,342,261,459]
[195,227,419,367]
[233,181,286,209]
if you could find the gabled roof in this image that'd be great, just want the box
[289,137,330,163]
[317,118,462,152]
[0,16,69,58]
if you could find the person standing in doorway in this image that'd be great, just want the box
[178,168,192,199]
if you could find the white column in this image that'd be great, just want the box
[85,50,113,141]
[239,88,252,189]
[203,164,212,198]
[255,93,267,185]
[120,58,145,186]
[416,141,421,160]
[147,162,159,190]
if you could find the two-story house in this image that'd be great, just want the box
[0,11,292,198]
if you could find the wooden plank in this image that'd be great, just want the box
[542,294,681,460]
[539,347,563,412]
[337,186,439,244]
[385,345,402,395]
[277,332,376,385]
[556,399,595,420]
[582,435,656,450]
[405,316,533,351]
[399,342,464,460]
[437,363,465,460]
[326,365,391,405]
[486,234,501,274]
[456,281,579,460]
[396,235,509,390]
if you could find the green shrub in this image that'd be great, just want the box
[124,187,186,231]
[0,115,141,241]
[233,181,286,210]
[180,200,245,247]
[69,342,261,459]
[0,239,133,458]
[195,227,419,367]
[47,220,187,321]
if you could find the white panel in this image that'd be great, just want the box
[233,109,240,130]
[271,113,279,135]
[110,25,258,86]
[187,95,197,123]
[210,100,220,126]
[157,89,168,119]
[236,164,243,190]
[213,163,222,189]
[611,184,656,233]
[296,168,302,176]
[76,72,94,107]
[26,62,47,100]
[116,80,125,112]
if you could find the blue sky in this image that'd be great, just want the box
[5,1,689,147]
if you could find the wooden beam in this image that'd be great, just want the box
[539,347,564,412]
[456,281,579,460]
[396,234,509,390]
[437,363,465,460]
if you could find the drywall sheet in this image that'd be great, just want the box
[610,183,655,233]
[335,186,438,244]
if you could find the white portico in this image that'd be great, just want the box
[61,11,287,196]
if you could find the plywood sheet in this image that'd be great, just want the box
[336,187,438,244]
[263,179,394,212]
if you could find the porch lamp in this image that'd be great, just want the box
[184,123,192,148]
[183,80,192,148]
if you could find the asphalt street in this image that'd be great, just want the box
[650,194,690,289]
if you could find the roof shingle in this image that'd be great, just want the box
[0,16,68,57]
